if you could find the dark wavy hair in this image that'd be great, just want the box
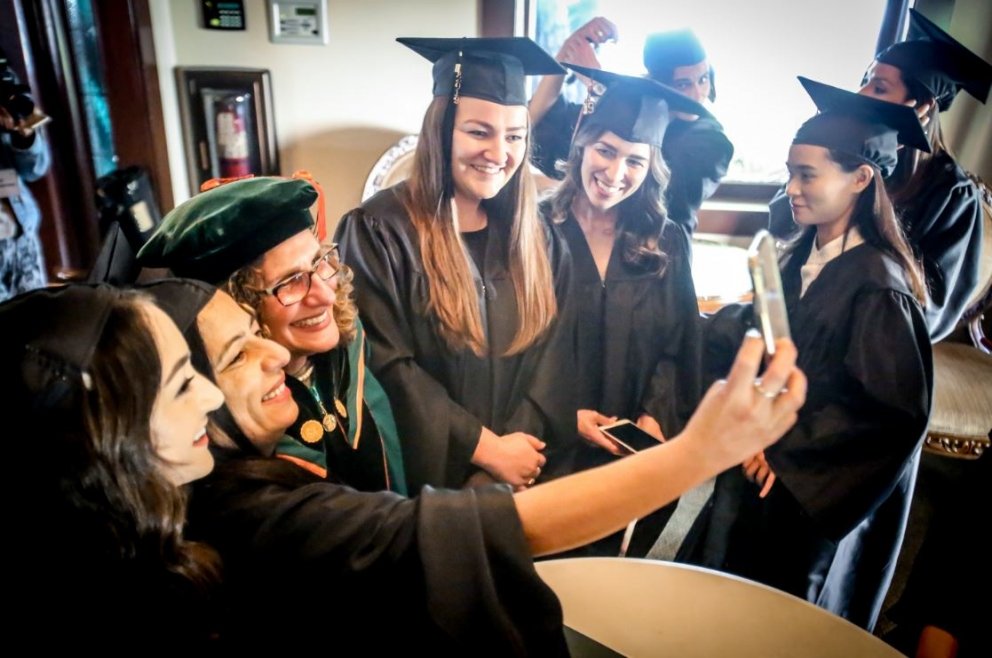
[547,121,672,276]
[61,294,221,587]
[785,149,926,303]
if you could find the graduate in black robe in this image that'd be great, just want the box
[337,38,576,491]
[530,27,733,233]
[679,79,933,630]
[771,9,990,341]
[541,66,707,556]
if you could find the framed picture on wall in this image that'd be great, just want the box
[175,67,280,192]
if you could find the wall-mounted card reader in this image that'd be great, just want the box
[267,0,328,45]
[201,0,246,30]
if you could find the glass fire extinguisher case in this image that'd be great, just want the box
[175,67,280,193]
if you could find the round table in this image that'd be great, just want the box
[536,558,903,657]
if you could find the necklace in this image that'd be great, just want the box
[293,360,348,444]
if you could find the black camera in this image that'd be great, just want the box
[0,49,36,122]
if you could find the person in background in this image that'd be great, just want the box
[148,277,805,651]
[530,23,734,233]
[679,79,933,631]
[769,9,990,341]
[336,37,574,491]
[0,49,51,301]
[3,284,225,646]
[541,66,707,556]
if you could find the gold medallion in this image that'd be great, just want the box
[322,413,337,432]
[334,398,348,419]
[300,419,324,444]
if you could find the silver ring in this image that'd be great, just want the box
[754,379,778,399]
[526,478,536,486]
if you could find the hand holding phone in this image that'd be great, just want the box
[598,419,663,455]
[747,230,791,355]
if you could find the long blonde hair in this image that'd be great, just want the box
[403,96,557,356]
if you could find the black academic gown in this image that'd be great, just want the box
[551,211,703,557]
[900,153,983,341]
[531,96,733,232]
[335,184,575,490]
[768,152,984,341]
[187,452,567,654]
[678,236,932,625]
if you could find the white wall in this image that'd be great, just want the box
[150,0,478,224]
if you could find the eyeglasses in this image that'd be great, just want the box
[258,245,341,306]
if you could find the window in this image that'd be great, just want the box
[532,0,888,183]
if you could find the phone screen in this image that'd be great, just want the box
[599,420,661,454]
[747,230,791,354]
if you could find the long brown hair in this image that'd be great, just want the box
[548,121,672,275]
[786,150,927,303]
[403,96,556,356]
[72,293,219,589]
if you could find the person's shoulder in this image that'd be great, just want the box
[926,153,981,199]
[846,243,917,299]
[659,217,691,255]
[357,182,411,222]
[340,182,419,245]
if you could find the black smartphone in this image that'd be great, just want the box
[747,230,791,355]
[598,419,662,454]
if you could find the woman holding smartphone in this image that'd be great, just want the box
[144,277,805,651]
[678,79,933,630]
[541,66,707,556]
[336,38,574,491]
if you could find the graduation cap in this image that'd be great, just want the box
[137,177,317,285]
[876,9,992,110]
[397,36,563,106]
[792,76,931,177]
[0,285,122,427]
[563,64,711,146]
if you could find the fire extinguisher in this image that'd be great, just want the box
[215,94,251,178]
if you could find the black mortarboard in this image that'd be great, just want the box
[876,9,992,110]
[563,64,711,146]
[139,278,216,333]
[643,29,707,79]
[137,177,317,285]
[397,36,563,106]
[793,77,931,177]
[0,285,121,427]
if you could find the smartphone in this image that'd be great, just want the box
[747,230,791,355]
[22,110,52,131]
[598,419,662,454]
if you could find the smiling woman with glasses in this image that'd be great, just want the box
[253,245,341,306]
[138,176,407,495]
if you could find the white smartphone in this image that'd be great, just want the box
[747,230,791,355]
[598,419,662,454]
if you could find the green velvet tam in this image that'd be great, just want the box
[138,177,317,284]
